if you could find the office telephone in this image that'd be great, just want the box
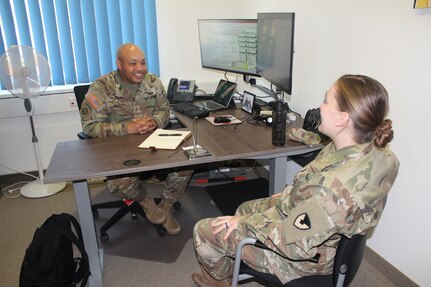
[167,78,197,102]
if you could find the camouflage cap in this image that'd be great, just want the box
[288,127,321,145]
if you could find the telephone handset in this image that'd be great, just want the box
[167,78,197,102]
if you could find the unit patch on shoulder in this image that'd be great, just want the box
[281,196,336,244]
[294,213,311,230]
[81,106,90,116]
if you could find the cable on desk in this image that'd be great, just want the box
[195,88,208,97]
[233,114,253,132]
[167,127,194,158]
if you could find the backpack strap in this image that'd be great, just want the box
[56,213,91,287]
[20,225,48,286]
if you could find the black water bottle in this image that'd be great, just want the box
[272,100,288,146]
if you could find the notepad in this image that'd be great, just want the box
[138,129,192,150]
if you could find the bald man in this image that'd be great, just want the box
[80,43,193,235]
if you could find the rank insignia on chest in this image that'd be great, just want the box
[133,106,142,114]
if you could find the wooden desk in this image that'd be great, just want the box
[44,109,322,287]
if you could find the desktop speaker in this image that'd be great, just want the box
[272,101,288,146]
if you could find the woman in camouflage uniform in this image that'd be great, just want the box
[192,75,400,286]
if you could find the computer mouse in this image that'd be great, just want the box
[214,116,231,123]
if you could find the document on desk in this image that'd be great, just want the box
[138,129,192,150]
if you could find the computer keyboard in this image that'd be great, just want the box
[172,102,209,119]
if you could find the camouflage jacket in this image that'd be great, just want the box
[242,141,399,276]
[80,71,170,138]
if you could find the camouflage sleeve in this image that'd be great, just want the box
[150,77,170,128]
[80,87,128,138]
[242,186,348,261]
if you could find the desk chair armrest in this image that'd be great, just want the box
[335,264,348,287]
[77,131,90,140]
[232,238,322,287]
[245,238,321,264]
[232,238,257,287]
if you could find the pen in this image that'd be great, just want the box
[158,134,183,136]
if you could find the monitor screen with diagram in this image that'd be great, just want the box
[198,19,259,77]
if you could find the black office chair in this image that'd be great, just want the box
[232,233,367,287]
[73,84,91,140]
[73,84,180,240]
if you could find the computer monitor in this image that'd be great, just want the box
[257,13,295,95]
[198,19,259,77]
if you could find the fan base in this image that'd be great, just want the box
[20,180,67,198]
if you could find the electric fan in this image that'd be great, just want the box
[0,45,66,198]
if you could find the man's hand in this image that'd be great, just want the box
[127,116,157,134]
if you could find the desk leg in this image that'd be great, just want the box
[73,181,104,287]
[269,156,287,195]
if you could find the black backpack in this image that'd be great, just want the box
[19,213,91,287]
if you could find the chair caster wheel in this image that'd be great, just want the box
[92,209,99,218]
[173,202,181,210]
[100,232,109,241]
[157,226,167,236]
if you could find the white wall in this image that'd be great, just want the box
[157,1,430,286]
[0,89,82,175]
[0,0,429,285]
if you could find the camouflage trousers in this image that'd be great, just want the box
[193,196,313,284]
[106,170,193,204]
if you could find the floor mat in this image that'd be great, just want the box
[90,183,221,263]
[205,178,269,215]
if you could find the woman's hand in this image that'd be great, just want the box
[211,215,241,240]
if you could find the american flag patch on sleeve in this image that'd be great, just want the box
[87,93,103,112]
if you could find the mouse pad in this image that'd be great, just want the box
[205,114,241,126]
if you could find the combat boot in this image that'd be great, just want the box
[158,199,181,235]
[140,195,165,225]
[192,266,232,287]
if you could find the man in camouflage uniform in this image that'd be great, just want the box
[80,43,192,235]
[192,75,399,286]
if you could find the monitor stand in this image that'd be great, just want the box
[228,96,237,109]
[252,84,279,99]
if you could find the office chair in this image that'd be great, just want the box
[232,233,367,287]
[73,84,180,240]
[74,84,91,139]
